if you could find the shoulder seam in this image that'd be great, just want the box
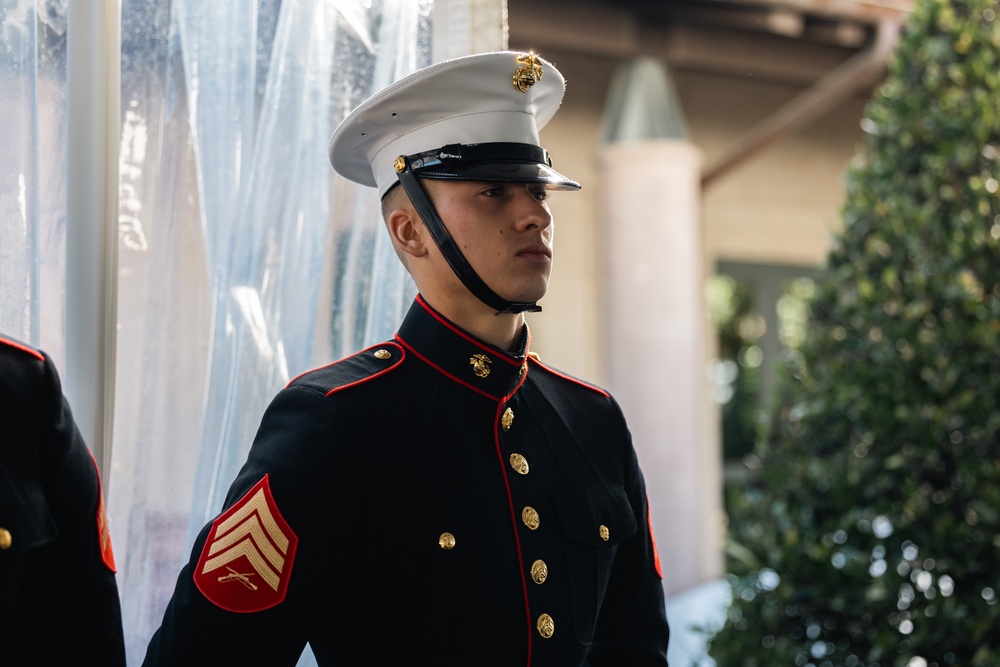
[528,358,610,398]
[286,342,406,396]
[326,342,405,397]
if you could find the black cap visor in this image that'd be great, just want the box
[405,142,581,191]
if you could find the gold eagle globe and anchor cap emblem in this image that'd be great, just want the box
[470,353,492,378]
[513,53,543,93]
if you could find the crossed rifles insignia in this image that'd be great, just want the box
[194,474,298,613]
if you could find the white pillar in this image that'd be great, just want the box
[432,0,508,61]
[598,140,722,596]
[65,1,121,478]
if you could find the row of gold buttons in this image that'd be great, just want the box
[503,403,556,639]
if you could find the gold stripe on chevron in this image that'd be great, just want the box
[201,537,281,591]
[216,487,290,553]
[207,514,285,572]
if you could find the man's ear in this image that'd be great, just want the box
[387,206,428,258]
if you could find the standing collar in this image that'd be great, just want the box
[394,295,530,401]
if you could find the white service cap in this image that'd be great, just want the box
[329,51,579,198]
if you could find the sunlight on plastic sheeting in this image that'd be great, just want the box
[231,285,290,383]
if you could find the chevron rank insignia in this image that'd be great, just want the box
[193,474,298,612]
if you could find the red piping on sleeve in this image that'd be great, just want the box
[647,497,663,580]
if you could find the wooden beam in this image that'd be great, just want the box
[701,16,902,188]
[720,0,913,23]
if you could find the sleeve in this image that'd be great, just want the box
[11,353,126,666]
[588,409,670,666]
[142,385,361,666]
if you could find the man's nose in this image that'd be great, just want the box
[514,187,553,231]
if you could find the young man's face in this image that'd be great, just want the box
[422,179,555,306]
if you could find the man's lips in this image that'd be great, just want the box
[516,244,552,260]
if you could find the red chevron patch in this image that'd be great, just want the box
[194,475,298,613]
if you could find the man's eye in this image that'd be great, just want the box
[481,187,503,197]
[531,189,549,201]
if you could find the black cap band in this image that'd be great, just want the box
[405,142,580,190]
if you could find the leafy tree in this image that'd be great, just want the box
[706,1,1000,665]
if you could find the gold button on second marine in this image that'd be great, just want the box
[521,506,540,530]
[0,527,11,550]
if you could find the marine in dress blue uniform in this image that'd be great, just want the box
[143,51,670,665]
[0,335,125,666]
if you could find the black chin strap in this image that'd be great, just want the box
[395,157,542,315]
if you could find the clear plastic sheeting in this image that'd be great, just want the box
[111,0,431,662]
[0,0,68,360]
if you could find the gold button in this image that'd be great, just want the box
[394,156,407,173]
[521,506,540,530]
[439,532,456,550]
[373,349,391,360]
[501,407,514,431]
[509,453,529,475]
[599,525,610,542]
[0,528,11,550]
[536,613,554,638]
[530,559,548,584]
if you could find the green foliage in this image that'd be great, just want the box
[706,1,1000,665]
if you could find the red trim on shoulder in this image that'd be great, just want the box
[527,356,610,398]
[395,334,498,401]
[87,451,117,573]
[325,342,405,397]
[415,295,520,368]
[0,336,45,362]
[647,497,663,580]
[194,474,298,613]
[284,342,405,394]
